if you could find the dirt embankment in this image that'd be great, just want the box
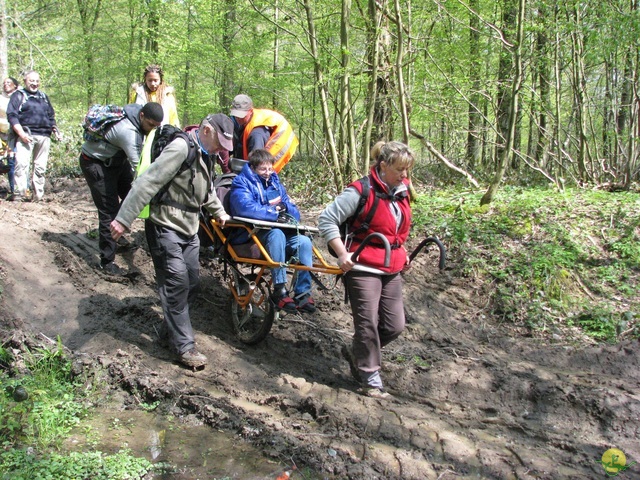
[0,177,638,479]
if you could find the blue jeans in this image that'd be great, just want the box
[257,228,313,297]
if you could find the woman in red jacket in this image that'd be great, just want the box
[318,141,415,398]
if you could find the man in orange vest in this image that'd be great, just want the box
[229,94,299,173]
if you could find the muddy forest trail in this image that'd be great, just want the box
[0,177,638,479]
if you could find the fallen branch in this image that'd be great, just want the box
[409,129,480,188]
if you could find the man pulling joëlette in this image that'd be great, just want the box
[109,114,233,369]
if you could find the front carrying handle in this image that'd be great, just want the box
[409,236,446,270]
[351,232,391,268]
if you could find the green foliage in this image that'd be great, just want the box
[411,187,640,341]
[567,308,618,342]
[279,153,337,207]
[0,340,151,479]
[0,448,152,480]
[0,341,85,448]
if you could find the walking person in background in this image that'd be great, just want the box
[80,102,164,276]
[130,64,180,127]
[0,77,19,197]
[6,70,62,202]
[318,141,415,399]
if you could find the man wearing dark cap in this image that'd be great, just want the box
[109,113,233,369]
[80,101,164,276]
[229,94,299,172]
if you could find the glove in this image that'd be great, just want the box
[275,202,287,213]
[277,212,294,224]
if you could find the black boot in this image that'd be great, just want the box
[270,283,296,312]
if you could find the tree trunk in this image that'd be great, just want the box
[465,0,482,170]
[0,0,7,80]
[272,0,280,109]
[393,0,410,143]
[481,0,526,205]
[534,3,551,167]
[362,0,383,170]
[221,0,236,109]
[569,2,590,182]
[340,0,358,180]
[145,0,159,54]
[76,0,102,106]
[303,0,343,190]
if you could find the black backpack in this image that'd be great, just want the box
[149,124,200,213]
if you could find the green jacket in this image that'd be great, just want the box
[116,132,226,236]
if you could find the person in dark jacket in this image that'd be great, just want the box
[318,141,415,399]
[228,149,316,313]
[80,102,163,276]
[6,71,61,201]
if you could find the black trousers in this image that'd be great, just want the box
[80,154,134,265]
[145,220,201,355]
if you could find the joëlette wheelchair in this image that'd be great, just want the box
[198,158,446,345]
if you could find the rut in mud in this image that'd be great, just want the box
[0,177,638,479]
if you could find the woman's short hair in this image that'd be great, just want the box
[5,77,19,88]
[248,149,275,169]
[140,102,164,123]
[371,141,415,170]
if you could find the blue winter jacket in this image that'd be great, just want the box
[228,163,300,244]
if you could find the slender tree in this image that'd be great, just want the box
[481,0,526,205]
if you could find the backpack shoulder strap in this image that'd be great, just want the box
[15,89,27,113]
[150,129,200,213]
[349,175,378,235]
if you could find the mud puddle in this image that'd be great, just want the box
[64,407,307,479]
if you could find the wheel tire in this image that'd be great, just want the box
[229,269,275,345]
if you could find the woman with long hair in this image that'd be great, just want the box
[130,64,180,127]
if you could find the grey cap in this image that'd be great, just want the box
[230,94,254,118]
[205,113,234,151]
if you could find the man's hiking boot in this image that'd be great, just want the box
[100,262,125,277]
[178,349,207,369]
[296,294,316,313]
[341,344,361,382]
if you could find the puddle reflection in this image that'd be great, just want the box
[65,407,293,479]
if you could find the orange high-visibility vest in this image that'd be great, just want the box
[242,109,299,172]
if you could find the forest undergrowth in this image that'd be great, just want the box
[411,185,640,343]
